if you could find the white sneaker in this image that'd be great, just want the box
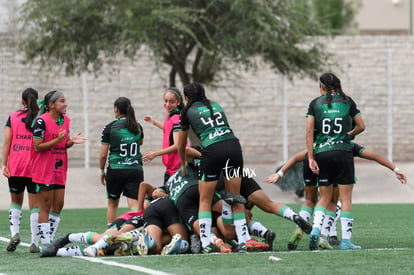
[83,246,98,257]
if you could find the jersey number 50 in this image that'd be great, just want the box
[120,142,138,157]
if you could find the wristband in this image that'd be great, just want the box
[99,169,105,175]
[277,170,284,178]
[393,167,399,173]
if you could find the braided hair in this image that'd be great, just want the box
[114,97,140,135]
[21,88,39,131]
[319,73,350,108]
[182,83,216,121]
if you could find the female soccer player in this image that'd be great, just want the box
[306,73,365,250]
[2,88,40,253]
[143,87,185,183]
[176,83,250,253]
[32,90,87,250]
[99,97,144,224]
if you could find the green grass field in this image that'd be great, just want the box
[0,204,413,275]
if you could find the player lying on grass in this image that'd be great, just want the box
[152,147,270,253]
[40,209,144,257]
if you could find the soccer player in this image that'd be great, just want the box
[40,209,144,257]
[2,88,40,253]
[143,87,186,183]
[176,83,249,253]
[32,90,87,250]
[99,97,144,224]
[219,175,312,251]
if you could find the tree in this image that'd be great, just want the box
[296,0,361,35]
[16,0,335,87]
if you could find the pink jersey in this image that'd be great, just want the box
[7,110,34,177]
[162,111,182,176]
[31,113,71,185]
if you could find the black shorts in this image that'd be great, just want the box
[200,139,243,181]
[240,177,261,198]
[303,158,318,187]
[216,173,260,198]
[8,177,39,194]
[175,185,220,229]
[316,150,355,186]
[106,168,143,200]
[143,198,181,229]
[36,183,65,191]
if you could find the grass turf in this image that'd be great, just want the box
[0,204,413,275]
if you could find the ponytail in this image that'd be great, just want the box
[182,83,216,120]
[125,104,139,135]
[114,97,139,135]
[320,73,350,108]
[21,88,39,131]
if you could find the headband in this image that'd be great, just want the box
[167,88,182,102]
[49,90,63,103]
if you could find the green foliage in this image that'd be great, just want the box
[293,0,361,35]
[16,0,341,87]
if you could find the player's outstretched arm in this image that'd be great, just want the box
[360,149,407,184]
[264,150,306,184]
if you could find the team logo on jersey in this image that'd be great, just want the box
[208,128,231,140]
[55,159,63,169]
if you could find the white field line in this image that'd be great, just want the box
[0,237,173,275]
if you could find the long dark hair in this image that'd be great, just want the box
[114,97,139,135]
[319,73,350,108]
[166,87,184,110]
[21,88,39,131]
[182,83,216,120]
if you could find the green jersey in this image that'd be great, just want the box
[180,101,236,148]
[163,159,199,204]
[306,94,361,154]
[101,118,144,170]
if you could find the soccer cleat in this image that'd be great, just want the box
[246,239,269,251]
[53,234,70,249]
[235,242,248,253]
[40,243,59,257]
[201,243,215,254]
[287,228,303,251]
[328,235,340,246]
[137,228,150,256]
[30,243,40,253]
[161,234,183,255]
[340,240,362,250]
[189,233,201,254]
[293,215,312,234]
[111,233,134,244]
[218,190,247,205]
[6,233,21,252]
[264,230,276,251]
[83,246,99,257]
[227,240,239,252]
[318,236,333,250]
[213,237,231,253]
[309,228,320,251]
